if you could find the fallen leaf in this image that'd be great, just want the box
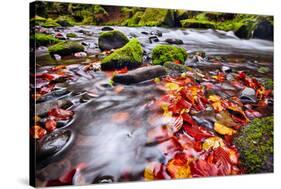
[166,153,192,179]
[214,122,236,136]
[45,119,57,132]
[144,162,164,180]
[30,125,47,139]
[202,136,225,151]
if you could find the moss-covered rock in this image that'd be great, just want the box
[32,33,61,47]
[180,19,216,29]
[124,11,144,26]
[138,8,175,27]
[98,30,129,51]
[42,18,61,28]
[101,38,143,70]
[31,15,47,26]
[233,116,273,173]
[55,16,75,27]
[48,41,84,56]
[66,33,77,38]
[151,45,188,65]
[163,62,192,74]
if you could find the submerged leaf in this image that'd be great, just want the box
[202,136,225,151]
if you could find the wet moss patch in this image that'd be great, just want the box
[152,45,188,65]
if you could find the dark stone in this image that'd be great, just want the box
[141,31,149,35]
[221,66,232,73]
[235,24,253,39]
[113,65,167,84]
[36,88,70,103]
[37,130,74,160]
[165,38,184,45]
[149,36,159,43]
[163,62,190,74]
[101,26,114,31]
[150,30,162,37]
[239,87,257,103]
[93,176,114,183]
[98,30,129,51]
[253,20,273,41]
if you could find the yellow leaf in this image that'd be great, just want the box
[202,136,225,151]
[161,103,172,117]
[165,82,180,91]
[208,95,221,102]
[214,122,236,135]
[167,158,192,179]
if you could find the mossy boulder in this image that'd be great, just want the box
[233,116,273,173]
[32,33,60,47]
[101,38,143,70]
[55,16,75,27]
[66,33,77,38]
[48,41,84,56]
[124,11,144,26]
[138,8,175,27]
[98,30,129,51]
[42,18,60,28]
[31,15,47,26]
[151,45,188,65]
[180,19,216,29]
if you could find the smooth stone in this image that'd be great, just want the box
[113,65,167,84]
[149,36,159,43]
[221,66,232,73]
[150,30,162,37]
[239,87,257,103]
[101,26,114,31]
[165,38,184,44]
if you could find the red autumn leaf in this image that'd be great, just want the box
[183,124,213,141]
[190,159,219,177]
[36,73,60,81]
[30,125,47,139]
[166,152,192,179]
[169,116,183,133]
[144,162,165,180]
[158,137,183,156]
[48,108,74,120]
[45,119,57,132]
[236,71,246,80]
[181,113,194,125]
[38,83,55,95]
[173,60,181,65]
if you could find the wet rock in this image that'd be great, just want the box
[141,31,149,35]
[226,73,235,81]
[235,24,253,39]
[221,66,232,73]
[36,88,70,103]
[77,29,92,36]
[152,45,188,65]
[74,52,87,58]
[149,36,159,43]
[98,30,129,51]
[239,87,257,103]
[253,20,273,41]
[113,65,167,84]
[36,99,73,116]
[150,30,162,37]
[93,175,114,183]
[48,41,85,56]
[101,38,143,70]
[165,38,183,45]
[101,26,114,31]
[163,62,191,74]
[37,130,74,160]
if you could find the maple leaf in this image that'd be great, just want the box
[214,122,236,136]
[183,124,213,141]
[166,153,192,179]
[144,162,165,180]
[190,159,219,177]
[30,125,47,139]
[45,119,57,132]
[202,136,225,151]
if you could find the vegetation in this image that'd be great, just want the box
[48,41,84,56]
[32,33,61,47]
[152,45,188,65]
[233,116,273,173]
[101,38,143,70]
[66,33,77,38]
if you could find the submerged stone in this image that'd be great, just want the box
[112,65,167,84]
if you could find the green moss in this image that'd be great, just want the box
[138,8,174,27]
[55,16,76,26]
[258,66,270,74]
[123,11,144,26]
[233,116,273,173]
[101,38,143,70]
[33,33,60,47]
[31,15,47,26]
[180,19,216,29]
[42,18,60,28]
[151,45,188,65]
[263,78,273,90]
[48,41,84,56]
[66,33,77,38]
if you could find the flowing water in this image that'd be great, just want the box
[35,26,273,186]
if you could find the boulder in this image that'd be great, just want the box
[112,65,167,84]
[239,87,257,103]
[101,26,114,31]
[101,38,143,70]
[151,45,188,65]
[233,116,273,173]
[163,62,191,74]
[165,38,184,45]
[98,30,129,51]
[48,41,85,56]
[253,20,273,41]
